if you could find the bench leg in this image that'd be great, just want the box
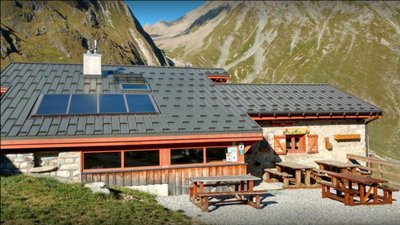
[264,172,271,182]
[283,178,289,188]
[203,196,209,212]
[189,187,193,202]
[256,194,260,208]
[383,190,393,204]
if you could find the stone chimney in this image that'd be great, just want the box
[83,40,102,76]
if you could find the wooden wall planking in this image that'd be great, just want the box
[81,164,247,195]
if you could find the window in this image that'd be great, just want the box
[171,148,203,165]
[206,148,226,162]
[121,83,150,91]
[286,135,306,153]
[84,152,121,170]
[83,150,160,171]
[124,150,159,167]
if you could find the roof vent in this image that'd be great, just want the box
[83,40,102,76]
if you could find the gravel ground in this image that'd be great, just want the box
[157,188,400,225]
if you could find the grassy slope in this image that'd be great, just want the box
[162,3,400,160]
[0,175,199,225]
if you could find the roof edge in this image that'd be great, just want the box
[1,132,263,150]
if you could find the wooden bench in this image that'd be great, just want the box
[197,190,268,212]
[318,180,359,205]
[377,184,399,204]
[264,168,293,186]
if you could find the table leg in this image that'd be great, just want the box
[248,180,254,202]
[373,184,378,203]
[295,170,301,187]
[240,181,245,191]
[305,170,311,187]
[359,184,365,204]
[193,182,198,203]
[199,182,205,207]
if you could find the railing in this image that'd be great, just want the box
[346,153,400,188]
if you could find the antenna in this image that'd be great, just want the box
[87,40,91,53]
[94,40,98,54]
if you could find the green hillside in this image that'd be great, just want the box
[148,1,400,159]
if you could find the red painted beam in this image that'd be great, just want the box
[1,132,263,150]
[251,115,383,121]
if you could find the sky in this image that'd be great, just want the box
[126,1,205,25]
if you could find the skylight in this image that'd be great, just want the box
[120,83,150,91]
[32,94,158,116]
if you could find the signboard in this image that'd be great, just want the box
[226,146,238,162]
[283,127,310,135]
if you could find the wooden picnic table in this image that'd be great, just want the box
[187,175,267,212]
[275,162,315,188]
[314,160,359,173]
[319,171,396,205]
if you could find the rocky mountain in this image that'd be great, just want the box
[146,1,400,160]
[0,0,169,70]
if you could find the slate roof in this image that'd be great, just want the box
[215,84,383,117]
[1,63,383,139]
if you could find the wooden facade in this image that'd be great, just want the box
[82,163,247,195]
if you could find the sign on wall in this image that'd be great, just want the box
[283,127,310,135]
[226,146,238,162]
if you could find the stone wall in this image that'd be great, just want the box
[0,151,81,182]
[246,119,367,177]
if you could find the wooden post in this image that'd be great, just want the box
[295,170,301,187]
[305,170,311,187]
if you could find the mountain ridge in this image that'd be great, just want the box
[146,1,400,160]
[0,0,169,70]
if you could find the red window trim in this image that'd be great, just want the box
[82,149,160,172]
[81,146,235,173]
[286,135,306,154]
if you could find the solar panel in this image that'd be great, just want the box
[35,94,69,115]
[121,83,150,90]
[125,94,156,113]
[99,94,127,113]
[33,94,158,116]
[69,94,97,114]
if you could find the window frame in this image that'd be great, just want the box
[285,135,306,153]
[82,149,161,172]
[120,83,150,91]
[81,146,237,172]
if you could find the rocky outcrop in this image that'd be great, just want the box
[85,182,110,195]
[0,0,169,69]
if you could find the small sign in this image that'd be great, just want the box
[283,127,310,135]
[227,146,238,162]
[238,142,244,156]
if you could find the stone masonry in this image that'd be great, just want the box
[246,119,367,178]
[0,151,81,182]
